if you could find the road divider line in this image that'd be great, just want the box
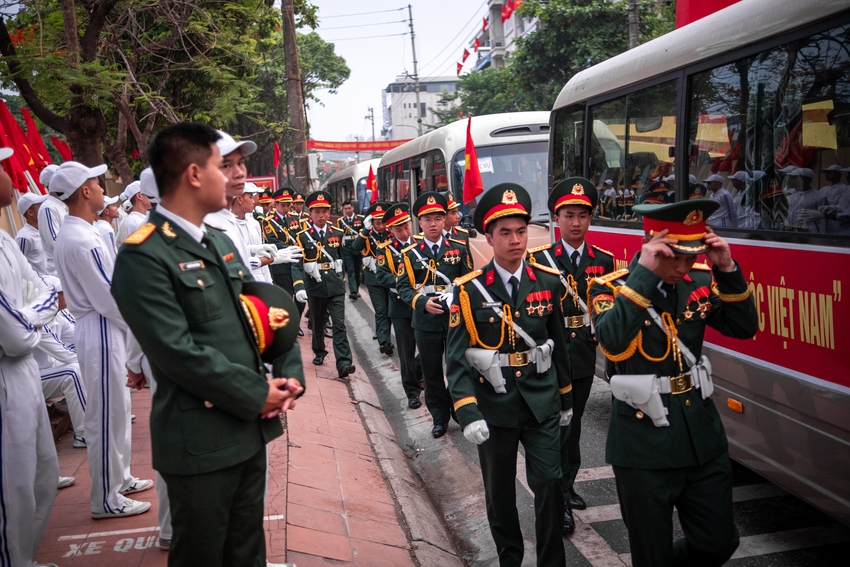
[731,524,850,558]
[57,514,287,541]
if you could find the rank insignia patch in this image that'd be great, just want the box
[449,304,461,328]
[377,255,386,266]
[592,294,615,314]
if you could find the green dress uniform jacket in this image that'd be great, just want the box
[292,223,347,298]
[262,211,296,289]
[336,214,364,245]
[352,227,391,287]
[376,238,412,319]
[446,260,573,428]
[111,211,304,476]
[588,257,758,469]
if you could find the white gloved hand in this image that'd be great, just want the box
[21,278,38,305]
[248,243,276,259]
[463,420,490,445]
[303,262,322,282]
[362,256,377,272]
[560,409,574,427]
[254,205,264,215]
[439,291,453,307]
[272,246,303,265]
[363,214,372,230]
[295,290,308,303]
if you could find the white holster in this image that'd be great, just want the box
[692,355,714,399]
[334,259,343,274]
[610,374,670,427]
[363,256,377,273]
[533,339,555,374]
[303,262,322,282]
[465,349,506,393]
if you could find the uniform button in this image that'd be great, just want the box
[644,320,651,326]
[204,401,213,408]
[489,317,494,323]
[570,332,576,338]
[197,279,204,287]
[685,399,692,407]
[238,270,244,277]
[479,377,485,383]
[635,411,644,419]
[515,371,521,377]
[676,319,682,326]
[515,312,520,318]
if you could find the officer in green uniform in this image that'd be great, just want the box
[112,123,304,566]
[263,188,306,326]
[443,193,473,246]
[377,203,423,408]
[353,202,394,354]
[588,200,758,567]
[446,183,573,567]
[396,192,471,437]
[258,189,274,216]
[292,191,356,379]
[337,200,364,300]
[527,177,615,533]
[292,192,310,227]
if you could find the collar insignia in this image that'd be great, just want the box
[161,221,177,238]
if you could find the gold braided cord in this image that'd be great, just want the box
[599,334,640,362]
[386,251,396,275]
[453,396,477,411]
[459,287,510,349]
[565,274,580,308]
[302,239,322,262]
[712,285,752,302]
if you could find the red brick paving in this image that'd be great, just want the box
[35,332,415,567]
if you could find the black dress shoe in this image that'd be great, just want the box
[349,293,358,301]
[379,343,394,355]
[372,334,378,340]
[408,396,422,409]
[569,489,587,510]
[312,355,325,366]
[338,364,356,379]
[563,502,575,535]
[297,328,304,337]
[324,330,333,338]
[431,424,447,438]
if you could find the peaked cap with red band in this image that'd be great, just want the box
[274,188,293,203]
[293,192,305,204]
[366,201,389,219]
[413,191,447,218]
[548,177,598,214]
[238,282,299,362]
[472,182,532,233]
[384,203,410,227]
[258,190,273,204]
[305,190,331,209]
[443,192,461,210]
[633,199,720,255]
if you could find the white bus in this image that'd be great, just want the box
[550,0,850,525]
[326,158,381,215]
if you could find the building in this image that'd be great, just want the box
[472,1,539,71]
[382,75,460,140]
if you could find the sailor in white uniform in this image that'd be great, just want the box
[94,195,120,260]
[36,164,65,275]
[15,191,50,275]
[116,180,150,246]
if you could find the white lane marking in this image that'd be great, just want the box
[731,524,850,559]
[57,514,286,541]
[575,466,615,483]
[574,504,622,525]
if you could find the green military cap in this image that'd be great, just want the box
[689,184,707,200]
[273,188,294,203]
[366,201,389,219]
[642,180,670,204]
[258,190,273,204]
[548,177,598,215]
[412,191,447,218]
[305,190,331,208]
[293,192,305,204]
[384,203,410,227]
[632,199,720,255]
[472,182,532,233]
[238,282,300,363]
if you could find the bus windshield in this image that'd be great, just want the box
[452,141,549,222]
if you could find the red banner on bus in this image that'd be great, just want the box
[306,139,412,152]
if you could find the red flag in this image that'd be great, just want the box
[0,123,30,192]
[367,164,378,204]
[515,0,525,10]
[462,117,484,204]
[482,18,488,32]
[474,37,481,52]
[457,62,463,75]
[50,136,72,161]
[20,108,51,168]
[501,6,508,22]
[0,101,43,191]
[131,148,140,160]
[273,141,281,169]
[462,49,470,63]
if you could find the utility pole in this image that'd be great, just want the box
[282,0,309,192]
[628,0,640,50]
[408,4,422,137]
[366,107,375,142]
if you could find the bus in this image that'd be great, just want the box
[377,112,551,266]
[326,158,381,215]
[549,0,850,525]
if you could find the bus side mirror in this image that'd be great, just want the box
[468,228,478,238]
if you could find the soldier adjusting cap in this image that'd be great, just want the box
[633,199,720,255]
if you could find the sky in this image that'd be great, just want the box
[307,0,490,142]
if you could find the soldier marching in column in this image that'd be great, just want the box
[353,202,394,355]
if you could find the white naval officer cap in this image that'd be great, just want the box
[139,167,159,203]
[16,191,49,215]
[216,130,257,158]
[51,161,108,201]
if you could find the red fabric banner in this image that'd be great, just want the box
[482,18,488,32]
[368,165,377,204]
[0,101,43,192]
[473,37,481,52]
[457,62,463,75]
[676,0,740,27]
[273,141,281,168]
[50,136,73,161]
[462,117,484,204]
[462,49,470,63]
[306,139,412,151]
[20,108,51,169]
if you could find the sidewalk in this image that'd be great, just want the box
[35,331,418,567]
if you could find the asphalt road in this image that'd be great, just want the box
[346,293,850,566]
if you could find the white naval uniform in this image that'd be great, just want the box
[54,216,137,515]
[0,230,60,566]
[235,214,272,283]
[141,356,173,542]
[116,210,147,247]
[204,208,264,273]
[36,194,67,275]
[95,219,118,261]
[15,222,49,275]
[33,309,87,440]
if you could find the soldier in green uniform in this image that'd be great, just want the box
[112,123,304,566]
[446,183,573,567]
[527,177,615,533]
[337,200,364,300]
[258,189,274,216]
[262,188,306,327]
[292,192,310,227]
[353,202,394,354]
[588,200,758,567]
[292,191,356,379]
[443,192,475,267]
[377,203,423,408]
[396,192,471,437]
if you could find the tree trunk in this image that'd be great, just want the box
[282,0,309,193]
[63,105,107,167]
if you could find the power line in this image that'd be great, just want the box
[320,20,406,31]
[418,0,487,75]
[425,18,483,78]
[321,7,405,19]
[325,32,408,42]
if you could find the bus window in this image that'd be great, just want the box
[589,79,678,221]
[688,23,850,234]
[551,104,585,185]
[431,150,448,192]
[397,163,409,203]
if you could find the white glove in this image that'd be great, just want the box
[560,409,573,427]
[254,206,263,215]
[463,420,490,445]
[363,215,372,230]
[21,278,38,305]
[272,246,303,265]
[362,256,377,272]
[248,243,276,259]
[303,262,322,282]
[295,290,308,303]
[439,291,453,307]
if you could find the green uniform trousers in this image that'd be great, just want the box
[162,447,267,567]
[413,329,451,426]
[367,284,392,347]
[341,245,362,295]
[560,374,594,496]
[613,451,738,567]
[479,408,565,567]
[308,294,352,372]
[391,317,420,398]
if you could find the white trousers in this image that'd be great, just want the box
[40,362,87,438]
[75,313,134,514]
[141,357,172,540]
[0,354,59,566]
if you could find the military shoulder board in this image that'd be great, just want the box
[526,243,552,254]
[692,263,712,271]
[454,269,483,286]
[592,268,629,284]
[124,223,156,245]
[530,263,560,276]
[590,245,614,257]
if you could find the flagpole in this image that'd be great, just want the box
[23,171,40,195]
[408,4,422,137]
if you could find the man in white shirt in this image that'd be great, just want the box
[116,180,150,245]
[36,163,65,275]
[15,191,50,275]
[0,147,61,567]
[786,168,826,233]
[704,174,738,228]
[728,171,759,229]
[232,181,273,282]
[52,161,153,519]
[95,195,120,260]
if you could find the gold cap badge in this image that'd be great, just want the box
[571,183,585,195]
[268,307,289,331]
[427,196,436,205]
[501,190,517,205]
[683,210,704,225]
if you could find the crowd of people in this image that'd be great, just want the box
[1,121,760,567]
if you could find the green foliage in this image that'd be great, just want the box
[429,67,526,127]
